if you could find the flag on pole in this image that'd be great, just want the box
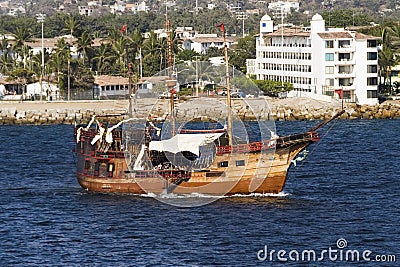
[216,23,225,32]
[334,89,343,99]
[120,24,127,34]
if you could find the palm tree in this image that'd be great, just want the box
[105,27,129,75]
[62,15,80,38]
[142,31,165,75]
[388,22,400,53]
[49,38,72,98]
[10,27,34,69]
[126,30,144,75]
[0,53,13,76]
[0,37,13,75]
[91,43,114,75]
[74,31,94,66]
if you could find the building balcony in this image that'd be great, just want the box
[338,84,355,90]
[335,59,355,65]
[337,46,355,52]
[336,72,354,78]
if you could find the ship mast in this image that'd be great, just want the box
[165,6,176,136]
[128,63,134,117]
[218,23,232,146]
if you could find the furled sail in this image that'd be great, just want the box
[148,133,224,156]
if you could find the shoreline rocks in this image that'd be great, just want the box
[1,98,400,125]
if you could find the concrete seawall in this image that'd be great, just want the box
[1,98,400,125]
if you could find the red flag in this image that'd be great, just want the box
[334,89,343,99]
[216,23,225,32]
[120,24,127,34]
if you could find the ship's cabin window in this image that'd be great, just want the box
[84,160,90,175]
[94,162,100,176]
[236,160,245,166]
[84,160,90,169]
[107,163,115,177]
[218,161,229,167]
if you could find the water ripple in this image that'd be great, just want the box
[0,121,399,266]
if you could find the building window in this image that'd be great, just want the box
[236,160,245,166]
[367,52,377,60]
[338,53,351,61]
[218,161,228,167]
[339,78,352,86]
[339,40,351,48]
[339,66,351,74]
[325,66,334,74]
[367,65,378,73]
[325,53,334,61]
[367,90,378,98]
[262,22,266,27]
[367,40,377,48]
[325,40,334,48]
[367,77,378,86]
[325,78,334,86]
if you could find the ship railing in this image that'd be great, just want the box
[216,132,319,154]
[277,132,319,146]
[133,169,190,179]
[95,150,125,158]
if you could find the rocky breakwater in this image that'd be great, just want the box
[1,98,400,125]
[346,101,400,119]
[268,98,400,120]
[0,100,128,125]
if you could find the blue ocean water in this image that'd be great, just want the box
[0,120,398,266]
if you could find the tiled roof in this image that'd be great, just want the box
[191,36,236,43]
[354,32,380,40]
[0,77,17,84]
[318,32,353,39]
[138,76,170,84]
[20,37,107,48]
[266,28,310,37]
[94,75,129,86]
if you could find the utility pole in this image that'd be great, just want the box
[67,43,71,101]
[194,56,200,97]
[36,14,46,102]
[236,12,248,38]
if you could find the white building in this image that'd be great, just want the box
[78,5,95,16]
[249,13,380,105]
[93,75,129,100]
[26,81,60,100]
[110,0,126,14]
[127,1,150,13]
[268,1,299,18]
[183,34,236,54]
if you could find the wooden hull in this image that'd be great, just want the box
[76,139,312,195]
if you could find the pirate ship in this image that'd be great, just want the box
[73,21,344,196]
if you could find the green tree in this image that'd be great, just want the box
[176,49,202,63]
[91,43,114,75]
[68,60,94,97]
[10,27,34,68]
[229,34,256,73]
[105,27,129,75]
[74,31,94,66]
[253,79,293,97]
[62,15,80,37]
